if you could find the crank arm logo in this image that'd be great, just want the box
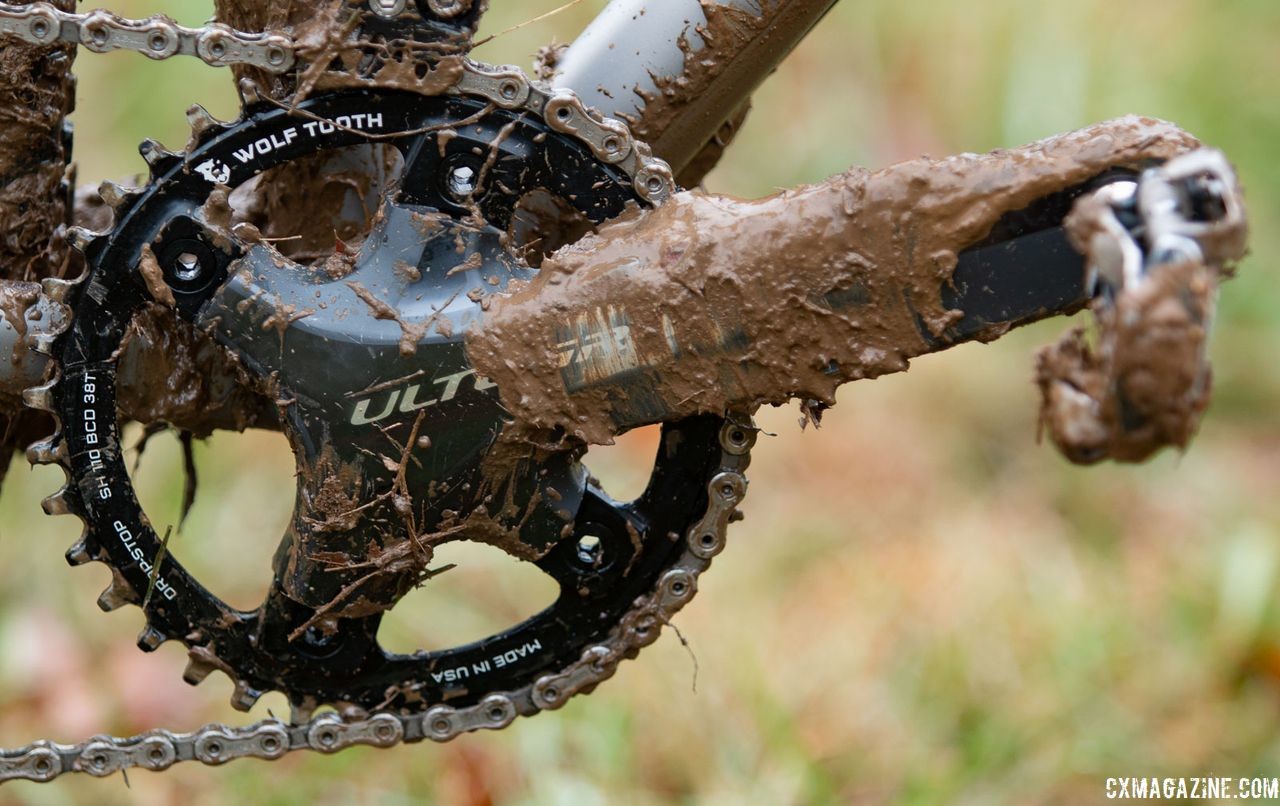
[556,305,642,391]
[349,368,496,426]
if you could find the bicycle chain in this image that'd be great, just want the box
[0,0,719,783]
[0,1,295,72]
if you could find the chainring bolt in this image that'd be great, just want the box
[174,252,202,282]
[446,164,478,199]
[369,0,407,17]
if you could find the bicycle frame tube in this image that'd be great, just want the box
[552,0,837,178]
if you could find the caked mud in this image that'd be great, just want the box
[1034,170,1245,463]
[622,0,772,184]
[0,0,76,464]
[465,116,1206,448]
[115,305,273,437]
[589,0,830,185]
[0,0,75,285]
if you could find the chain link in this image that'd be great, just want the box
[0,1,295,71]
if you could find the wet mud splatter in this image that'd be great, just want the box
[0,0,77,467]
[466,116,1204,447]
[616,0,827,184]
[138,245,177,308]
[1034,172,1245,463]
[624,0,771,180]
[115,305,274,437]
[346,280,428,356]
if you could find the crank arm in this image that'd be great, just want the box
[464,116,1228,445]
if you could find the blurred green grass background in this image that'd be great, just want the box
[2,0,1279,802]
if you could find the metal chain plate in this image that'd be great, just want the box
[0,1,295,71]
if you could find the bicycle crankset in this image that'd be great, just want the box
[26,75,753,723]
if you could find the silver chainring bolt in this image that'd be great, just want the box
[174,252,203,282]
[369,0,407,17]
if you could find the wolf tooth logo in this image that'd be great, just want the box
[350,368,496,426]
[194,158,231,184]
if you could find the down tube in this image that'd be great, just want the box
[551,0,838,179]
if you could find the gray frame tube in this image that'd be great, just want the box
[552,0,837,177]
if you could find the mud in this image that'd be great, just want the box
[0,281,41,371]
[216,0,461,291]
[611,0,830,183]
[72,183,114,234]
[2,3,1235,639]
[138,245,177,308]
[213,0,325,99]
[465,116,1203,447]
[1034,181,1241,462]
[0,0,77,466]
[217,0,473,100]
[507,189,595,268]
[115,305,274,437]
[533,42,568,83]
[346,280,428,356]
[624,1,769,179]
[0,0,76,284]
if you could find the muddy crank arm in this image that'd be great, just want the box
[462,117,1245,452]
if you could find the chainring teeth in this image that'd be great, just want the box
[10,72,710,776]
[96,568,138,612]
[139,137,183,173]
[21,231,179,664]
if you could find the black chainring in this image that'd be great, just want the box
[53,88,727,715]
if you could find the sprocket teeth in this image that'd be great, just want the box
[22,385,53,412]
[97,180,126,209]
[136,626,168,652]
[31,332,59,357]
[182,657,216,686]
[67,226,97,252]
[230,680,263,712]
[97,180,141,212]
[186,104,221,140]
[138,137,180,170]
[40,276,81,303]
[65,536,97,566]
[138,137,164,164]
[96,578,139,613]
[25,436,67,466]
[236,77,263,108]
[41,488,80,517]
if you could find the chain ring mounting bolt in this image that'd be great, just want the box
[369,0,407,18]
[423,0,472,19]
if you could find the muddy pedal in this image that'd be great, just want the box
[1077,149,1246,300]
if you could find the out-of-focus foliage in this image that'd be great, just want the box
[2,0,1278,802]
